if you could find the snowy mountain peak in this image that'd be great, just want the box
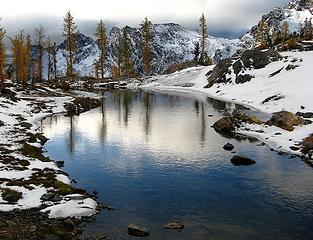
[287,0,313,11]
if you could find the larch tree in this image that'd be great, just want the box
[11,31,31,84]
[199,14,208,65]
[122,28,136,78]
[33,25,45,82]
[63,11,79,81]
[257,19,267,49]
[303,18,313,40]
[281,21,290,41]
[0,19,6,83]
[25,34,32,82]
[95,20,108,79]
[140,17,153,76]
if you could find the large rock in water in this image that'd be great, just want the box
[231,156,256,166]
[266,111,304,131]
[128,224,150,237]
[213,117,235,133]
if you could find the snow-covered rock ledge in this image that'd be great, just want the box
[0,81,101,223]
[128,50,313,162]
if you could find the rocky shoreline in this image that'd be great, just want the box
[0,81,105,240]
[212,109,313,164]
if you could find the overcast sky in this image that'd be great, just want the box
[0,0,290,41]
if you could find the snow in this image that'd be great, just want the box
[285,9,313,32]
[41,196,98,218]
[0,85,98,218]
[130,50,313,158]
[0,184,47,211]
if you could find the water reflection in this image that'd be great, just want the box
[98,96,107,143]
[41,90,313,240]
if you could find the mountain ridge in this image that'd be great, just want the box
[53,23,240,78]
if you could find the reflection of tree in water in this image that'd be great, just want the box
[199,102,206,147]
[99,96,107,143]
[67,116,76,154]
[194,100,200,117]
[143,92,153,140]
[112,90,122,124]
[206,97,227,111]
[123,91,133,127]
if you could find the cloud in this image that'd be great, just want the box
[0,0,290,39]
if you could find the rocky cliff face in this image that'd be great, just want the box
[240,0,313,49]
[55,23,240,78]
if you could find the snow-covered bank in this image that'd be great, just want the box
[129,50,313,160]
[0,82,99,218]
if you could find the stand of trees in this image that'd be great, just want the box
[3,11,312,85]
[255,17,313,50]
[11,31,31,84]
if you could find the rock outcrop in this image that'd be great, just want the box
[206,49,282,88]
[266,111,304,131]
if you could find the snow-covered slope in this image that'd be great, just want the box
[55,23,240,78]
[241,0,313,48]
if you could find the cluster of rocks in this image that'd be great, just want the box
[206,49,282,88]
[213,110,263,133]
[0,209,86,240]
[128,221,184,237]
[213,110,307,134]
[64,97,102,116]
[213,107,313,161]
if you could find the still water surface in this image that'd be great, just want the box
[41,90,313,240]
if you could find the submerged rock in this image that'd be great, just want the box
[128,224,150,237]
[223,143,235,151]
[266,111,304,131]
[230,155,256,166]
[164,221,184,230]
